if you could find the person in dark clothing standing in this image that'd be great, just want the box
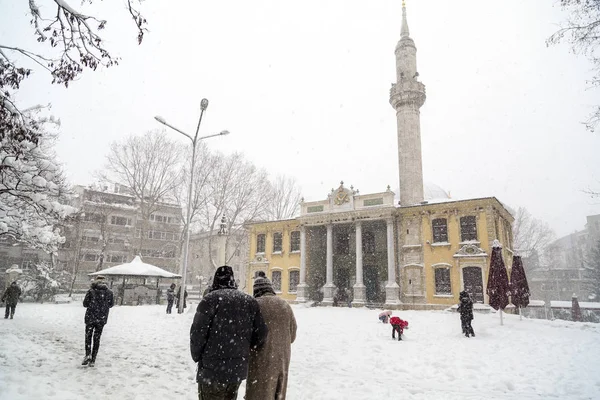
[166,283,176,314]
[2,281,22,319]
[190,266,268,400]
[176,286,188,311]
[457,290,475,338]
[82,276,114,367]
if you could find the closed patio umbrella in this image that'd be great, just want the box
[487,240,510,325]
[510,255,530,320]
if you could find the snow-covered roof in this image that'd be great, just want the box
[5,266,23,274]
[528,300,546,307]
[550,301,600,309]
[88,256,181,278]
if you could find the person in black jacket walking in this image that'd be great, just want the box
[190,266,268,400]
[82,276,114,367]
[457,290,475,338]
[2,281,22,319]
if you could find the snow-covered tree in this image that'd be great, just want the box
[0,0,147,142]
[19,261,70,303]
[0,109,74,252]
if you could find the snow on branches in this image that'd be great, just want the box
[0,0,147,144]
[0,108,74,252]
[19,261,71,302]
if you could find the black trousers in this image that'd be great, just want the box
[461,318,475,336]
[198,382,240,400]
[4,303,16,318]
[166,299,174,314]
[391,325,404,340]
[85,323,105,361]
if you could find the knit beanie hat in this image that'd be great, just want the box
[253,275,275,298]
[211,266,237,290]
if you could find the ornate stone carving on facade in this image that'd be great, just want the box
[250,254,269,264]
[454,244,487,258]
[331,181,356,206]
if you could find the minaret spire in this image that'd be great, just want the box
[390,0,426,206]
[401,0,410,38]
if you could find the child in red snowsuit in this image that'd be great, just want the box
[389,316,409,341]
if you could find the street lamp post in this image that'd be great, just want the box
[155,98,229,314]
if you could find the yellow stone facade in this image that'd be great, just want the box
[246,219,300,301]
[398,198,514,308]
[245,196,514,309]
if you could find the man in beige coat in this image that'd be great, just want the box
[245,272,297,400]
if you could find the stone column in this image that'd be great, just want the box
[322,223,336,306]
[295,225,308,302]
[385,218,401,305]
[353,221,366,306]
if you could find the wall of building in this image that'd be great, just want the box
[399,197,513,307]
[246,219,300,301]
[58,186,182,290]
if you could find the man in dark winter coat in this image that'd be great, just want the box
[190,266,268,400]
[166,283,176,314]
[82,276,114,367]
[176,286,188,311]
[246,274,296,400]
[2,281,22,319]
[457,290,475,338]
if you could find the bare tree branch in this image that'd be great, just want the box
[1,0,147,145]
[548,0,600,132]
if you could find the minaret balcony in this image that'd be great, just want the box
[389,81,426,109]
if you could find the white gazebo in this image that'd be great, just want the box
[89,256,181,305]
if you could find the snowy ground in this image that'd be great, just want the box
[1,302,600,400]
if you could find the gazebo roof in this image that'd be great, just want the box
[88,256,181,279]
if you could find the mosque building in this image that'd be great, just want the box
[245,2,514,309]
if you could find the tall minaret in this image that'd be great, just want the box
[389,1,426,206]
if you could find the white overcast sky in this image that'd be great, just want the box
[1,0,599,237]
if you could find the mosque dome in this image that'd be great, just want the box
[393,182,451,205]
[424,182,451,201]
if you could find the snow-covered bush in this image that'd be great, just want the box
[19,262,71,303]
